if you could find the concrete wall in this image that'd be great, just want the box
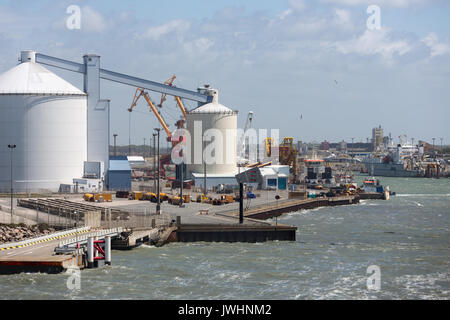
[84,211,101,228]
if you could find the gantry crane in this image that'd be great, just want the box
[279,137,299,183]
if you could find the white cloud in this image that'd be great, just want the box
[422,33,450,57]
[331,28,412,60]
[289,0,307,11]
[82,6,109,33]
[139,19,190,40]
[333,9,353,29]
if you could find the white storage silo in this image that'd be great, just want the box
[0,51,87,192]
[185,88,238,179]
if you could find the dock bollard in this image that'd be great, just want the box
[87,237,94,268]
[105,236,111,266]
[93,236,99,268]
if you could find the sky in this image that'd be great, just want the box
[0,0,449,146]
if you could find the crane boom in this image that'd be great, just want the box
[128,88,172,139]
[158,75,176,108]
[158,75,188,118]
[174,96,187,118]
[238,111,253,162]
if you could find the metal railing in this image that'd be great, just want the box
[0,226,91,249]
[58,227,123,248]
[100,209,174,229]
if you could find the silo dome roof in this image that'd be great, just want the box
[189,103,236,114]
[0,61,85,95]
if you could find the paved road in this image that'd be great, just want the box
[0,238,62,260]
[0,230,90,260]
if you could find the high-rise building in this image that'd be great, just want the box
[372,125,383,148]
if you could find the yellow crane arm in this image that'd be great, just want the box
[128,87,172,140]
[158,75,176,108]
[265,138,272,157]
[141,91,172,139]
[128,88,143,112]
[174,96,187,118]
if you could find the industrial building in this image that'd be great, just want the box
[0,51,87,192]
[0,50,212,193]
[107,156,132,191]
[0,50,290,194]
[185,87,239,189]
[235,165,289,190]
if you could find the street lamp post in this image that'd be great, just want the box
[143,138,146,158]
[180,160,184,208]
[113,134,118,156]
[440,138,443,156]
[432,138,436,158]
[203,135,207,195]
[154,128,161,214]
[153,133,157,194]
[351,138,354,159]
[8,144,16,223]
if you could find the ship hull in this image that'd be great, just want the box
[364,162,421,177]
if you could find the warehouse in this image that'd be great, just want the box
[107,156,132,191]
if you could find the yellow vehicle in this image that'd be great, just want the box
[83,193,94,202]
[160,192,169,201]
[96,193,112,202]
[142,192,168,202]
[196,194,209,203]
[224,195,234,203]
[142,192,156,201]
[84,193,112,202]
[182,194,190,203]
[168,195,182,205]
[129,191,143,200]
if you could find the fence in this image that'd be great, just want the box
[1,206,174,231]
[0,204,84,230]
[100,208,174,229]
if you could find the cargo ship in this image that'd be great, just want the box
[363,144,422,177]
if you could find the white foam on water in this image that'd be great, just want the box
[140,244,157,249]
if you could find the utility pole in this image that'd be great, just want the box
[351,137,354,158]
[180,161,184,207]
[153,133,157,194]
[432,138,436,159]
[203,135,207,195]
[8,144,16,223]
[128,112,131,155]
[113,134,118,156]
[154,128,161,214]
[143,138,146,158]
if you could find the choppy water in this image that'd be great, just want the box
[1,177,449,299]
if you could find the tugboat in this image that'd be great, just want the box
[361,177,381,193]
[359,177,391,200]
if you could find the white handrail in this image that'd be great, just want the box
[58,227,123,247]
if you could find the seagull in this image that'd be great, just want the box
[334,79,338,84]
[300,114,303,119]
